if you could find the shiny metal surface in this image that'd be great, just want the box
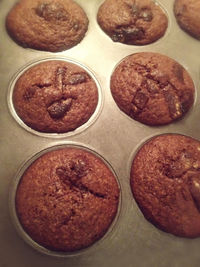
[1,0,200,266]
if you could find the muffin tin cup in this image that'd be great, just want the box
[127,132,200,240]
[7,57,103,138]
[9,142,122,258]
[97,0,171,47]
[110,51,198,112]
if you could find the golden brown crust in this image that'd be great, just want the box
[16,147,120,252]
[174,0,200,39]
[6,0,88,52]
[13,60,98,133]
[110,52,194,126]
[130,134,200,238]
[97,0,168,45]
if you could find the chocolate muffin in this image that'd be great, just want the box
[110,52,194,126]
[15,147,120,252]
[6,0,88,52]
[131,134,200,238]
[97,0,168,45]
[174,0,200,40]
[13,60,99,133]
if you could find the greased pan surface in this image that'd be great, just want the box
[1,0,200,266]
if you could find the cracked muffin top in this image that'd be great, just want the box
[130,134,200,238]
[97,0,168,45]
[6,0,88,52]
[174,0,200,40]
[13,60,98,133]
[15,147,120,252]
[110,52,194,126]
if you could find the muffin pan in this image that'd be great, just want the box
[1,0,200,266]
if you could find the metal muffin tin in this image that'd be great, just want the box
[1,0,200,266]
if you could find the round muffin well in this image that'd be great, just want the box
[13,146,120,253]
[12,59,99,134]
[97,0,168,45]
[6,0,89,52]
[110,52,195,126]
[174,0,200,40]
[130,134,200,238]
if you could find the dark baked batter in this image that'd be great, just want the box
[174,0,200,39]
[111,52,194,126]
[131,134,200,238]
[97,0,168,45]
[16,147,120,252]
[13,60,98,133]
[6,0,88,52]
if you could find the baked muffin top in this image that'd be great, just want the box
[6,0,89,52]
[13,60,99,133]
[97,0,168,45]
[16,147,120,252]
[111,52,194,126]
[131,134,200,237]
[174,0,200,40]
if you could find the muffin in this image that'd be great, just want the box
[97,0,168,45]
[6,0,88,52]
[174,0,200,40]
[110,52,194,126]
[131,134,200,238]
[13,60,99,133]
[15,147,120,252]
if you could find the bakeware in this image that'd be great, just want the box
[1,0,200,266]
